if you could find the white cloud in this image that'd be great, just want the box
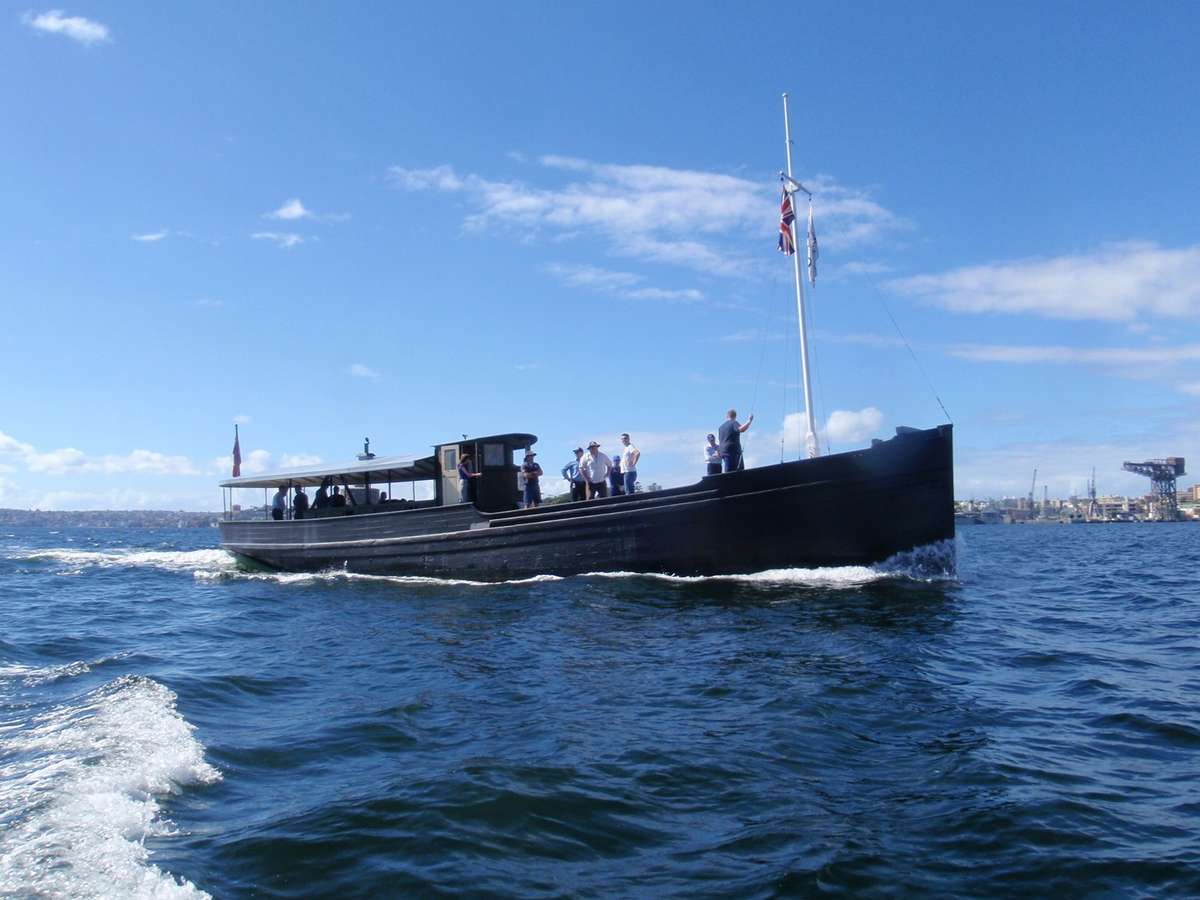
[543,263,705,305]
[1178,382,1200,397]
[252,231,304,249]
[389,157,902,278]
[193,297,224,309]
[824,407,885,443]
[0,430,198,476]
[280,454,322,468]
[232,414,252,425]
[348,363,380,378]
[266,198,312,220]
[891,242,1200,321]
[777,407,885,455]
[626,287,704,302]
[242,449,271,475]
[947,342,1200,366]
[838,260,892,277]
[132,230,168,242]
[22,9,110,45]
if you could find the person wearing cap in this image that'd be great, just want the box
[562,447,587,502]
[608,451,624,496]
[619,433,640,494]
[580,440,612,499]
[705,433,721,475]
[521,451,544,508]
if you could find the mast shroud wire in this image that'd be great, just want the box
[867,280,953,424]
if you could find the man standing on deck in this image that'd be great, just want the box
[271,486,287,521]
[562,447,587,502]
[521,451,544,508]
[619,433,640,495]
[718,409,754,472]
[581,441,611,499]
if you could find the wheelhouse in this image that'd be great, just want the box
[218,432,536,519]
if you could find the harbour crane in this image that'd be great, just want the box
[1122,457,1185,521]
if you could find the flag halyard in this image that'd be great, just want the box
[806,202,818,286]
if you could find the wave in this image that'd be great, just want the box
[14,538,956,589]
[0,675,220,898]
[17,547,238,576]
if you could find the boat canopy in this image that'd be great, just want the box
[220,454,438,489]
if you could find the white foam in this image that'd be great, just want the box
[0,675,221,898]
[18,548,238,577]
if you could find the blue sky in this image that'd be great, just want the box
[2,2,1198,509]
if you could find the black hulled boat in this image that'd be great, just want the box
[218,425,953,581]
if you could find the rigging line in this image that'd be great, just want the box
[748,292,775,419]
[869,281,953,424]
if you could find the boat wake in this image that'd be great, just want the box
[13,539,956,589]
[0,674,221,898]
[16,546,239,576]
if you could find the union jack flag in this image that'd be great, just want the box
[777,188,796,255]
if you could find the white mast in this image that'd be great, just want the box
[781,92,819,459]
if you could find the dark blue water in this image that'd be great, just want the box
[2,525,1198,898]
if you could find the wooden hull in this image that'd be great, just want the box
[219,425,954,581]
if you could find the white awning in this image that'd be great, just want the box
[220,454,437,489]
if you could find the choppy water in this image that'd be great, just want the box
[1,524,1197,898]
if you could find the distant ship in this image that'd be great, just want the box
[217,95,954,580]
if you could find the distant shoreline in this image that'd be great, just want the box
[0,509,219,528]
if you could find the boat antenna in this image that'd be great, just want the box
[781,92,819,459]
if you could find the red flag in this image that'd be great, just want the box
[777,189,796,255]
[232,426,242,478]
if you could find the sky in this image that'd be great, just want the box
[1,1,1198,510]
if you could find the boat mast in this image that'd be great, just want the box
[782,92,819,459]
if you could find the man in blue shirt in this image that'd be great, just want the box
[561,447,586,502]
[718,409,754,473]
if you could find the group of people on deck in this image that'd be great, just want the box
[272,410,753,520]
[707,409,754,475]
[561,433,641,503]
[271,477,360,520]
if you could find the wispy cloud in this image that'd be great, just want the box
[232,414,252,425]
[0,430,199,476]
[131,230,168,242]
[251,231,304,249]
[22,9,110,45]
[838,260,892,277]
[280,453,322,467]
[264,197,349,223]
[389,157,902,278]
[543,263,706,305]
[892,242,1200,322]
[347,363,380,378]
[947,342,1200,366]
[193,297,224,309]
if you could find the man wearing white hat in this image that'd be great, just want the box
[580,440,612,499]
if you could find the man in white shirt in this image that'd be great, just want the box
[619,433,640,495]
[580,440,611,499]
